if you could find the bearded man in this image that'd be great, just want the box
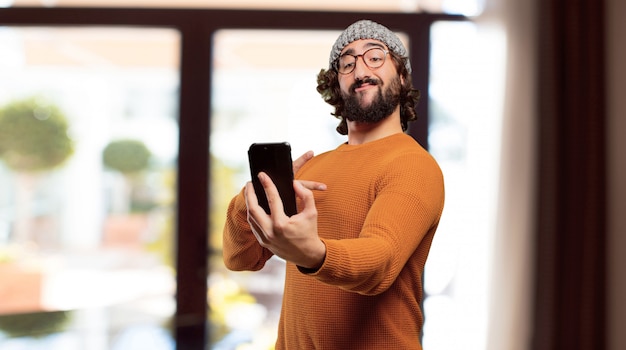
[223,19,445,350]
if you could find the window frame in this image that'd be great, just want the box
[0,7,466,348]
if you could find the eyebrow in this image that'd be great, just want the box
[340,41,387,56]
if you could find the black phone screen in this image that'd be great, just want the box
[247,142,297,216]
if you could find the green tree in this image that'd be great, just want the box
[102,139,152,214]
[0,310,72,339]
[102,139,151,175]
[0,97,73,172]
[0,97,74,244]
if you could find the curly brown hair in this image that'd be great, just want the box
[316,52,420,135]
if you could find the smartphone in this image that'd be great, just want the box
[248,142,297,216]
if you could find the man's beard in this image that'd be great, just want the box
[341,76,401,124]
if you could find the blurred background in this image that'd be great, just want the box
[0,0,623,349]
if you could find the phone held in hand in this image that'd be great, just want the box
[248,142,297,216]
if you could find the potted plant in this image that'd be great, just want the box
[0,96,74,245]
[0,96,74,315]
[102,139,152,247]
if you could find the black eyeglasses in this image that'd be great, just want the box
[335,47,389,75]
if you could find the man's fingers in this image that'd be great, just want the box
[298,180,327,191]
[292,150,314,174]
[247,213,268,244]
[245,182,269,223]
[245,182,261,213]
[245,181,273,245]
[258,172,286,218]
[292,152,325,191]
[294,180,317,211]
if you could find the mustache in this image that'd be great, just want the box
[350,78,380,92]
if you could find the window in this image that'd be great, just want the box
[0,7,501,350]
[0,26,179,348]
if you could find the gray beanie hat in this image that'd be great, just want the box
[329,19,411,73]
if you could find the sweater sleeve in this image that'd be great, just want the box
[222,188,275,271]
[305,151,445,295]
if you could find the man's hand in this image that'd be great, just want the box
[292,150,327,191]
[244,151,327,269]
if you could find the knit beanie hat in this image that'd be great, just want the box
[329,19,411,73]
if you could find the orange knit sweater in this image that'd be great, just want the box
[223,133,445,349]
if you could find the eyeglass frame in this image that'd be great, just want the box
[334,47,390,75]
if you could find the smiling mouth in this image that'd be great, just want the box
[352,78,379,93]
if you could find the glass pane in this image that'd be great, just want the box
[0,26,180,349]
[209,29,344,349]
[423,21,505,349]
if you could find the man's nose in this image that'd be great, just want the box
[353,56,372,80]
